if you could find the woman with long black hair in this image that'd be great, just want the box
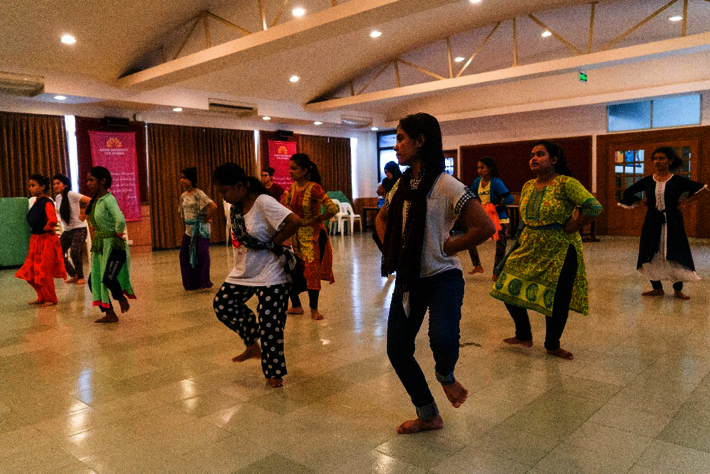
[53,173,90,284]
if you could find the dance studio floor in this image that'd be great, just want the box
[1,234,710,473]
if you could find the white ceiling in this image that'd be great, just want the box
[1,0,709,129]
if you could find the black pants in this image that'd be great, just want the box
[504,245,578,351]
[88,249,127,313]
[651,280,683,291]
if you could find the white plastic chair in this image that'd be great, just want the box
[328,199,345,235]
[338,202,362,235]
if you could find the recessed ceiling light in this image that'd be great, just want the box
[371,127,379,131]
[173,107,183,112]
[263,116,271,121]
[289,75,300,83]
[454,57,465,63]
[292,7,306,17]
[541,30,552,37]
[60,34,76,44]
[370,31,382,38]
[469,0,482,3]
[53,95,67,100]
[669,16,683,21]
[314,121,322,125]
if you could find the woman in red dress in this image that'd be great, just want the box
[15,174,67,306]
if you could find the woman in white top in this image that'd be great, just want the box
[212,163,302,388]
[53,174,91,284]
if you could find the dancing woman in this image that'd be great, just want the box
[16,174,67,306]
[467,157,514,281]
[281,153,338,320]
[491,141,602,360]
[620,147,707,300]
[377,113,495,434]
[53,174,90,284]
[212,163,301,388]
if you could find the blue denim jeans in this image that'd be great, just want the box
[387,269,465,420]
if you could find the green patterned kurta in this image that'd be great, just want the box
[490,176,602,317]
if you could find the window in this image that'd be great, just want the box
[608,94,701,132]
[377,130,405,180]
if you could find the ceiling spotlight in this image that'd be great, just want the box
[314,121,322,125]
[454,57,465,63]
[289,75,300,83]
[669,16,683,21]
[371,127,379,131]
[370,31,382,38]
[53,95,67,100]
[263,116,271,121]
[172,107,183,112]
[469,0,482,3]
[541,30,552,37]
[60,34,76,44]
[292,7,306,17]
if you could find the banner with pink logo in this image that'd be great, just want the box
[88,131,142,221]
[267,140,297,189]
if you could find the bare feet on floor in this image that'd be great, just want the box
[397,415,444,434]
[468,266,484,275]
[641,289,664,297]
[27,299,44,305]
[442,381,468,408]
[287,306,304,315]
[267,377,283,388]
[491,273,499,282]
[547,348,574,360]
[310,309,324,320]
[232,343,261,362]
[65,277,78,284]
[674,290,691,300]
[94,310,119,323]
[40,301,56,307]
[503,337,533,348]
[118,295,130,313]
[75,278,86,285]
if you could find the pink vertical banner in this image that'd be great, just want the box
[88,131,142,221]
[268,140,297,189]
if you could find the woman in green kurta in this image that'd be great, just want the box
[491,141,602,360]
[86,166,136,323]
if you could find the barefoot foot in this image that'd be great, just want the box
[118,295,130,314]
[641,289,665,297]
[65,277,78,284]
[547,348,574,360]
[674,290,691,300]
[27,299,44,305]
[94,311,119,323]
[40,301,57,307]
[75,278,86,285]
[287,306,304,315]
[267,377,283,388]
[492,273,499,282]
[232,343,261,362]
[442,381,468,408]
[310,309,324,320]
[468,265,484,275]
[397,415,444,434]
[503,337,533,348]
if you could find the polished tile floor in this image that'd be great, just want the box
[2,234,710,473]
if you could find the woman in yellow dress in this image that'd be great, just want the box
[281,153,338,320]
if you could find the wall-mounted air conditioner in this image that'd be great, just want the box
[208,99,257,117]
[0,72,45,97]
[341,115,373,128]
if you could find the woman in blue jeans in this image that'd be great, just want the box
[376,113,495,434]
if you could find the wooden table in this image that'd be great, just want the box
[362,207,380,231]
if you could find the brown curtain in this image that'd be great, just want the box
[0,112,69,197]
[148,124,255,249]
[300,134,352,201]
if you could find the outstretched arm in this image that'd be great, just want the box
[443,199,496,256]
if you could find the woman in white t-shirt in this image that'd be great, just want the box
[212,163,302,388]
[53,174,91,284]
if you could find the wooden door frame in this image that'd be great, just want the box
[596,125,710,237]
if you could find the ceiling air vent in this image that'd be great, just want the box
[0,71,45,97]
[341,115,373,128]
[208,99,257,117]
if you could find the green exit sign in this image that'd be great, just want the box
[579,72,588,83]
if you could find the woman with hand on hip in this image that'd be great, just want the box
[491,141,602,361]
[467,157,514,281]
[53,173,90,285]
[281,153,338,321]
[620,147,707,300]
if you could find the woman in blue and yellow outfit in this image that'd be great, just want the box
[491,141,602,360]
